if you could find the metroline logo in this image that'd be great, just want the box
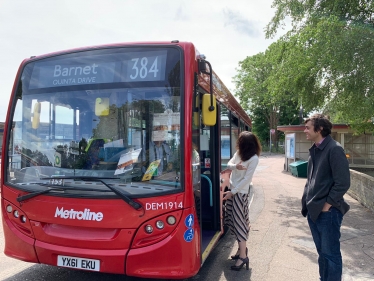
[54,207,103,221]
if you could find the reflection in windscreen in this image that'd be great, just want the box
[7,87,182,195]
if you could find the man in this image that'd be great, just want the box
[301,113,350,281]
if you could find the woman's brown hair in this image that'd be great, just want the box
[236,131,262,161]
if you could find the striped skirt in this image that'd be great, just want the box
[224,192,250,242]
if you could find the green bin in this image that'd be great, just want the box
[289,160,308,178]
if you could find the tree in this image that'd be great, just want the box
[266,0,374,39]
[264,0,374,132]
[234,44,303,146]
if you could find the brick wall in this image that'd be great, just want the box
[348,169,374,212]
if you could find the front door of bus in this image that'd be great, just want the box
[192,85,222,264]
[196,116,221,263]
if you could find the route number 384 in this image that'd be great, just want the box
[130,57,159,79]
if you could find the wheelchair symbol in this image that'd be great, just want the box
[184,228,194,242]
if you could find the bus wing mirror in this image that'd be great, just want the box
[32,102,41,129]
[95,98,109,116]
[202,94,216,126]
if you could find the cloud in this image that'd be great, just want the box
[223,8,260,37]
[0,0,279,121]
[174,4,189,21]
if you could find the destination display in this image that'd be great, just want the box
[28,50,168,89]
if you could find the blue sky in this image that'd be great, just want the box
[0,0,285,122]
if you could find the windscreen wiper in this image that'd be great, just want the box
[17,185,73,203]
[40,176,142,210]
[17,182,113,203]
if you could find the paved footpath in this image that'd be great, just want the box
[1,155,374,281]
[245,154,374,281]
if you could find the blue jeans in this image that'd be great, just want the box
[307,207,343,281]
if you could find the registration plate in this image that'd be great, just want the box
[57,255,100,271]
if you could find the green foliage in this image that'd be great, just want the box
[250,106,271,142]
[256,0,374,134]
[266,0,374,39]
[234,41,306,144]
[22,148,52,166]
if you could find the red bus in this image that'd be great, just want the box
[1,41,251,279]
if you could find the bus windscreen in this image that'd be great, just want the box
[6,46,183,198]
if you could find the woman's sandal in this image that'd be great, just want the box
[230,247,248,260]
[230,256,249,271]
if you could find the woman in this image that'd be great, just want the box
[223,131,261,271]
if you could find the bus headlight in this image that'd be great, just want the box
[132,210,182,248]
[2,200,34,238]
[155,220,164,229]
[145,225,153,234]
[6,205,12,213]
[13,210,19,218]
[167,215,176,225]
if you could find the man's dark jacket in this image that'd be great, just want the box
[301,135,350,222]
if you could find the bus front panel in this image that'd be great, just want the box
[1,44,200,278]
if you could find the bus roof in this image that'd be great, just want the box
[212,71,251,128]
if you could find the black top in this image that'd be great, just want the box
[301,135,351,222]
